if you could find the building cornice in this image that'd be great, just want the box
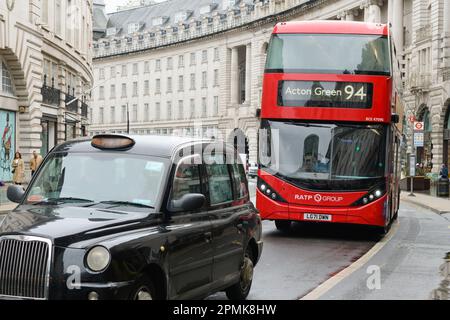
[42,37,93,83]
[93,0,329,61]
[15,21,42,38]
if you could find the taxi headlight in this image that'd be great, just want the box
[86,246,111,272]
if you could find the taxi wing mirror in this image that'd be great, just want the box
[7,185,25,203]
[169,193,206,213]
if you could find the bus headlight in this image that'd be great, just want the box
[257,177,287,203]
[352,184,386,207]
[86,246,111,272]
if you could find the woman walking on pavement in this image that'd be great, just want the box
[12,151,24,185]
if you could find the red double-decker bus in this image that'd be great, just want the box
[257,21,402,235]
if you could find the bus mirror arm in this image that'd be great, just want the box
[391,114,400,124]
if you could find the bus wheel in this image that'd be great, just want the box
[275,220,292,232]
[393,209,399,221]
[376,222,391,237]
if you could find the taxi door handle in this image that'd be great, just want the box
[204,232,212,243]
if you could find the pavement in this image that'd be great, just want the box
[313,202,450,300]
[0,185,17,214]
[400,190,450,219]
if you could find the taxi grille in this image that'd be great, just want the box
[0,236,51,300]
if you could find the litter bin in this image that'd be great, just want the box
[437,177,449,197]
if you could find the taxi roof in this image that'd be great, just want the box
[52,135,217,158]
[272,20,388,36]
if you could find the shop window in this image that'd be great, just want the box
[1,62,14,95]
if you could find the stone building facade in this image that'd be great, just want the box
[91,0,397,164]
[401,0,450,175]
[0,0,93,181]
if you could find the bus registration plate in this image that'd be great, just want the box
[304,213,332,222]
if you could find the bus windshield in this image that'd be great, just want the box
[260,120,388,191]
[265,34,390,75]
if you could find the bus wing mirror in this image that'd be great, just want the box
[391,114,400,124]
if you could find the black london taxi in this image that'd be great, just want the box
[0,134,263,300]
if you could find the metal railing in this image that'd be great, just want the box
[65,92,78,113]
[41,76,60,106]
[408,72,431,90]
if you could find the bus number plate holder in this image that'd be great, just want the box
[304,213,332,222]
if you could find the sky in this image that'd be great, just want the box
[105,0,166,14]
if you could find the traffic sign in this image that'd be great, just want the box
[414,132,424,147]
[414,121,424,131]
[408,115,416,123]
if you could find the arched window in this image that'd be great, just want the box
[445,107,450,130]
[0,62,14,95]
[423,109,431,132]
[417,106,431,131]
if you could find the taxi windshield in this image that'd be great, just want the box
[25,152,168,209]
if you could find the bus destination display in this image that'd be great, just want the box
[278,80,373,109]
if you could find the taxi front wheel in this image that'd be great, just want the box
[225,247,254,300]
[130,275,156,300]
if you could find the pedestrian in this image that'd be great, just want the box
[439,164,449,179]
[30,150,43,177]
[12,151,24,185]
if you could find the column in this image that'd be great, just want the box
[75,74,82,138]
[444,0,450,37]
[392,0,404,53]
[337,11,347,21]
[245,43,251,104]
[444,0,450,68]
[346,12,355,21]
[338,9,359,21]
[361,0,383,23]
[57,64,67,145]
[230,47,239,105]
[387,0,393,26]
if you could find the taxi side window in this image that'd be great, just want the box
[231,163,248,200]
[171,160,202,201]
[205,154,233,205]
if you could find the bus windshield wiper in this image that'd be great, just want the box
[33,197,95,205]
[98,201,155,209]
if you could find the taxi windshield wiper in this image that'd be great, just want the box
[98,201,155,209]
[33,197,95,205]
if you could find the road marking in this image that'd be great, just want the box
[300,220,399,300]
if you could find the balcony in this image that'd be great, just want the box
[408,72,431,92]
[41,76,60,106]
[416,24,431,43]
[65,88,78,113]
